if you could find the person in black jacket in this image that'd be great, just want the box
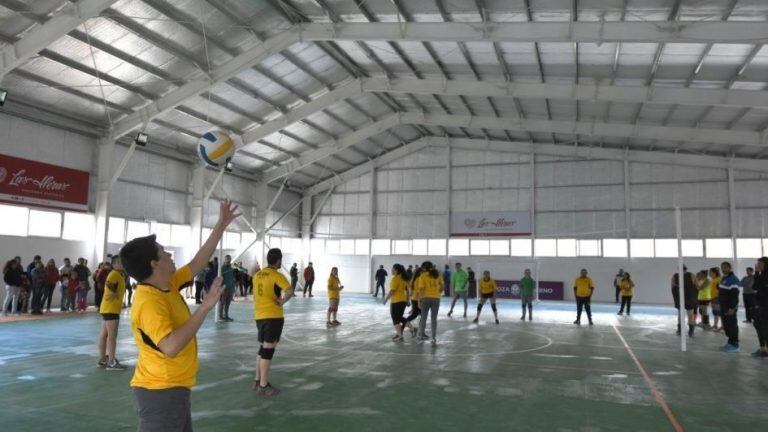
[672,266,697,337]
[751,257,768,359]
[3,259,24,316]
[373,265,387,298]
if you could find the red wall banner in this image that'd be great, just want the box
[0,153,89,212]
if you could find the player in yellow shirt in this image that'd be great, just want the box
[403,264,422,337]
[573,268,595,325]
[417,261,444,345]
[617,272,635,316]
[472,271,499,325]
[383,264,412,341]
[97,255,128,371]
[252,248,293,396]
[709,267,723,331]
[120,200,236,431]
[327,267,344,327]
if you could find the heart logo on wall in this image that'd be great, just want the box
[0,167,7,183]
[464,218,476,228]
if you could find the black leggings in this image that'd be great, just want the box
[576,296,592,321]
[405,300,421,323]
[754,308,768,347]
[390,301,407,325]
[619,296,632,314]
[304,281,313,295]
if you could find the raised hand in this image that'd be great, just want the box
[202,277,224,311]
[216,200,241,229]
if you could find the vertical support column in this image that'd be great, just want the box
[727,165,737,265]
[675,207,687,352]
[624,155,631,244]
[301,195,312,268]
[529,148,538,302]
[445,146,452,261]
[94,134,115,263]
[253,182,269,266]
[368,162,376,294]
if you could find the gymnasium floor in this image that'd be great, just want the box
[0,295,765,431]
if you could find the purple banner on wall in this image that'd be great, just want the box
[496,280,564,301]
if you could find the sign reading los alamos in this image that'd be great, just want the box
[450,211,531,237]
[0,153,89,211]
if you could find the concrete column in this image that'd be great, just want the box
[93,134,115,262]
[301,195,312,267]
[190,165,205,249]
[624,156,631,242]
[253,183,269,265]
[446,146,452,254]
[728,165,737,262]
[368,163,376,294]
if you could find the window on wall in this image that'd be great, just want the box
[310,239,325,256]
[340,239,355,255]
[654,239,679,258]
[201,228,212,245]
[412,239,428,256]
[602,239,628,258]
[534,239,556,257]
[355,239,369,255]
[282,237,300,254]
[470,239,490,256]
[706,238,733,258]
[393,240,411,255]
[169,225,191,248]
[108,217,125,243]
[448,238,469,256]
[0,204,29,236]
[510,239,532,257]
[428,239,446,256]
[241,232,257,250]
[577,240,601,257]
[489,240,509,256]
[630,239,654,258]
[736,238,762,258]
[223,232,241,250]
[324,239,339,255]
[28,210,61,238]
[151,222,172,245]
[556,239,577,257]
[63,212,95,242]
[681,239,704,257]
[127,221,150,240]
[371,239,390,255]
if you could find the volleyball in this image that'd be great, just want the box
[198,129,235,168]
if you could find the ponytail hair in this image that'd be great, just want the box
[393,264,406,281]
[429,268,439,279]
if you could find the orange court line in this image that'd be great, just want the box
[612,325,685,432]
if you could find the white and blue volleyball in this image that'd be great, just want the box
[198,129,235,168]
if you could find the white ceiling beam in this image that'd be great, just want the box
[259,113,400,185]
[240,79,363,145]
[401,113,766,148]
[306,136,433,196]
[110,29,299,138]
[362,77,768,110]
[0,0,119,78]
[306,135,767,197]
[297,21,768,44]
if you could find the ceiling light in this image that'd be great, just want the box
[134,132,148,147]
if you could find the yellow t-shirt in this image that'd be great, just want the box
[620,279,634,297]
[479,279,497,295]
[99,270,126,314]
[410,275,421,301]
[574,277,594,297]
[710,276,721,300]
[253,267,291,320]
[390,276,408,303]
[327,275,341,300]
[418,274,443,299]
[130,266,196,390]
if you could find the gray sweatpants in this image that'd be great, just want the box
[133,387,192,432]
[419,298,440,339]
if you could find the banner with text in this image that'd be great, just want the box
[0,153,89,211]
[450,211,531,237]
[496,280,564,301]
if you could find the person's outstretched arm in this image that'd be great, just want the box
[157,278,224,358]
[188,201,240,275]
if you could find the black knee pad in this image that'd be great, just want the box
[258,345,264,357]
[491,304,497,312]
[261,347,276,360]
[477,303,484,311]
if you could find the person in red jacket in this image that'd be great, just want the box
[303,262,315,298]
[42,259,59,313]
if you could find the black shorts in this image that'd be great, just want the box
[256,318,284,343]
[481,293,494,299]
[390,301,407,325]
[101,313,120,321]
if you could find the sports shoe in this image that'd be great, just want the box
[430,338,437,346]
[617,312,623,316]
[573,320,581,325]
[528,316,532,321]
[495,319,499,325]
[410,326,417,338]
[326,321,334,328]
[520,316,525,321]
[588,321,594,326]
[97,358,107,368]
[463,313,467,318]
[391,334,401,340]
[393,335,404,342]
[750,349,762,358]
[759,351,768,359]
[106,359,126,371]
[332,320,341,326]
[256,383,281,396]
[722,344,740,353]
[447,311,453,317]
[472,318,479,324]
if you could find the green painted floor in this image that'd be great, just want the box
[0,295,766,431]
